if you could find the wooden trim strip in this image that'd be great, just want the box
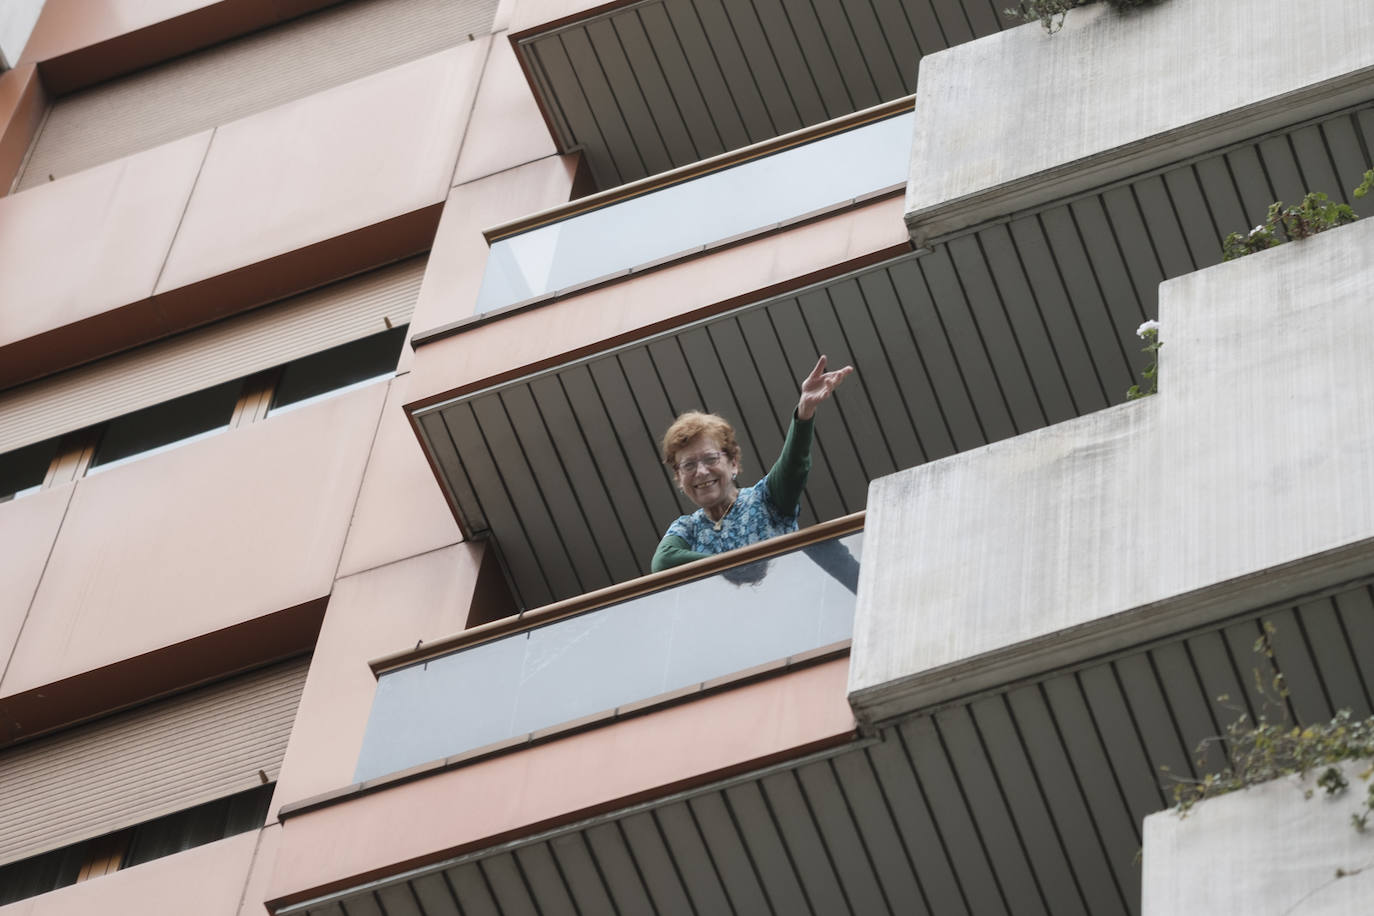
[481,96,914,242]
[370,511,865,674]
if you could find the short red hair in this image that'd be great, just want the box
[660,411,741,468]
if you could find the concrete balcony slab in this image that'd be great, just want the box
[851,216,1374,722]
[905,0,1374,245]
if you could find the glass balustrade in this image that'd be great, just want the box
[473,111,913,315]
[354,530,863,782]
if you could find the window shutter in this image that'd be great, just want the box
[0,656,308,867]
[0,256,422,455]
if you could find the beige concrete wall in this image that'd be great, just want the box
[155,42,485,295]
[1,381,385,702]
[0,485,72,691]
[21,0,247,65]
[336,376,465,579]
[19,0,343,93]
[0,130,210,385]
[0,41,485,388]
[408,153,581,341]
[234,823,281,916]
[272,543,487,810]
[0,64,44,191]
[450,30,558,187]
[508,0,614,34]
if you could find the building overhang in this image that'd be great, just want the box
[508,0,1008,191]
[903,0,1374,246]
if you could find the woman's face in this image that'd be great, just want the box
[673,432,740,511]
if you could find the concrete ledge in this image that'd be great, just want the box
[1142,762,1374,915]
[904,0,1374,245]
[851,216,1374,722]
[21,0,341,95]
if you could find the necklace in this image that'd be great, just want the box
[712,493,737,531]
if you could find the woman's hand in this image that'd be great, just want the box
[796,355,854,420]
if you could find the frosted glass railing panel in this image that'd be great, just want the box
[474,112,912,313]
[354,532,862,782]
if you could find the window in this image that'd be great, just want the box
[0,436,59,501]
[88,379,242,472]
[0,323,409,485]
[0,658,305,899]
[0,784,274,906]
[269,324,407,413]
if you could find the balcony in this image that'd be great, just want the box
[352,517,862,783]
[277,506,1374,916]
[412,94,1374,612]
[472,104,912,317]
[851,213,1374,723]
[510,0,1009,189]
[904,0,1374,244]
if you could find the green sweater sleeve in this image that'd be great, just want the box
[651,534,708,572]
[764,412,813,517]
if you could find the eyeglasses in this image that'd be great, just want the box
[674,451,726,474]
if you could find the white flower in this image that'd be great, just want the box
[1248,224,1265,236]
[1136,319,1160,339]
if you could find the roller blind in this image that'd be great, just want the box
[0,256,423,455]
[0,656,309,867]
[16,0,499,190]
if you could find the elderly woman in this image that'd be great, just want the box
[651,355,853,572]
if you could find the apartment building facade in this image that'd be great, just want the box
[1,0,1372,913]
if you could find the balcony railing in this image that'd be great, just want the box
[353,515,863,783]
[472,104,912,316]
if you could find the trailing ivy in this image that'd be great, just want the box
[1166,624,1374,833]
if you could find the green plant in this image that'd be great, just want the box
[1005,0,1157,33]
[1356,169,1374,200]
[1005,0,1080,32]
[1222,192,1359,261]
[1125,320,1159,400]
[1167,624,1374,832]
